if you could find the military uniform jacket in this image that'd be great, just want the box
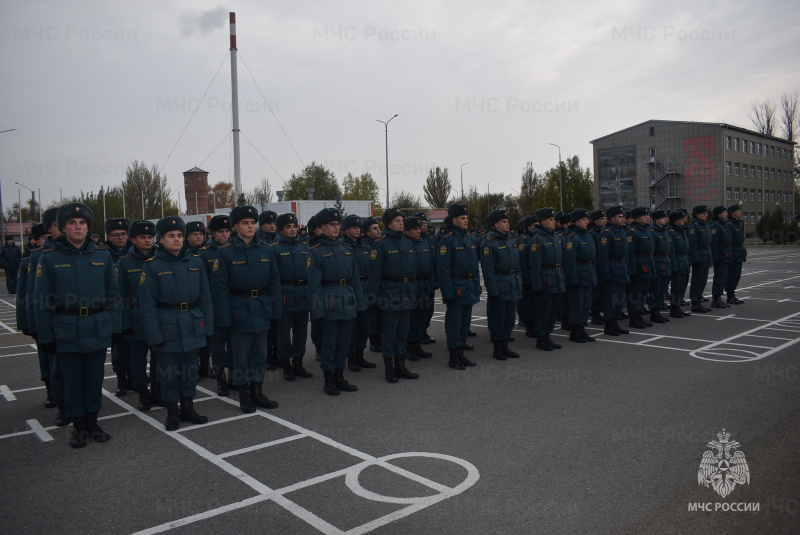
[308,234,365,321]
[726,217,747,263]
[710,219,733,264]
[516,231,534,288]
[650,223,672,276]
[667,224,691,274]
[104,241,132,265]
[273,234,311,312]
[257,229,278,245]
[139,249,213,351]
[367,230,417,311]
[185,244,204,257]
[2,244,21,271]
[211,235,282,333]
[409,235,436,297]
[15,249,39,332]
[198,237,229,283]
[33,237,122,353]
[528,226,566,293]
[116,247,155,341]
[688,218,713,267]
[342,235,371,281]
[627,222,656,279]
[563,227,597,288]
[436,226,481,305]
[596,225,631,284]
[481,229,522,300]
[25,236,56,334]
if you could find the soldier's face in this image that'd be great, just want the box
[673,218,685,227]
[695,212,708,221]
[540,217,556,230]
[405,228,421,240]
[235,219,257,239]
[261,222,276,233]
[453,215,469,230]
[366,224,381,239]
[598,217,608,227]
[280,223,298,238]
[159,231,183,254]
[716,211,728,221]
[187,231,205,246]
[131,234,154,252]
[420,221,428,233]
[575,217,589,229]
[654,217,668,227]
[322,222,340,239]
[64,218,88,246]
[48,222,62,239]
[388,216,404,232]
[35,234,50,247]
[635,215,650,225]
[731,210,742,219]
[345,226,360,240]
[611,214,626,227]
[212,229,231,244]
[493,219,510,233]
[108,230,128,248]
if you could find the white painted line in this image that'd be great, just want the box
[690,311,800,362]
[747,334,792,341]
[11,385,45,393]
[26,419,54,442]
[174,412,258,432]
[0,320,17,334]
[763,327,800,333]
[0,385,17,401]
[737,274,800,291]
[217,433,306,459]
[131,495,271,535]
[0,351,38,359]
[636,336,664,345]
[714,314,736,321]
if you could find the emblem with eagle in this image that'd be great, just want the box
[697,428,750,498]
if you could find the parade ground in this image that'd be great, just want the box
[0,246,798,535]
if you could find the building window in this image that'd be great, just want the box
[758,191,762,201]
[750,214,755,225]
[726,188,732,200]
[757,167,762,179]
[771,146,775,158]
[735,188,740,200]
[784,171,788,181]
[771,191,775,202]
[649,127,655,136]
[750,189,755,201]
[758,212,763,222]
[726,162,732,175]
[726,136,732,150]
[750,141,755,154]
[784,192,788,203]
[735,164,740,176]
[734,138,739,152]
[770,169,775,180]
[750,166,755,178]
[757,143,762,156]
[783,148,788,160]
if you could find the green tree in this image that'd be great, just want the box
[517,162,543,217]
[121,160,177,220]
[539,155,594,213]
[390,190,424,214]
[342,172,381,207]
[423,167,452,209]
[283,162,341,201]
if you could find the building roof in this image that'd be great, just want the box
[426,210,449,219]
[184,167,209,174]
[590,119,795,145]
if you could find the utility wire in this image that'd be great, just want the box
[240,130,285,182]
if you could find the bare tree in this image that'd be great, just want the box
[780,91,799,142]
[748,98,777,136]
[242,178,274,206]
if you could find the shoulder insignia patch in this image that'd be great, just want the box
[443,232,453,238]
[218,243,232,249]
[483,246,490,256]
[530,243,538,252]
[627,236,633,243]
[518,244,524,251]
[145,256,156,262]
[566,242,573,250]
[711,229,717,234]
[306,257,311,268]
[439,245,447,255]
[119,254,132,260]
[374,235,386,243]
[41,248,55,253]
[690,229,695,235]
[139,271,146,285]
[370,249,378,260]
[486,235,495,241]
[212,259,219,271]
[94,244,109,250]
[36,263,42,278]
[601,237,608,245]
[309,243,321,250]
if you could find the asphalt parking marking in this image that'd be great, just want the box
[737,274,800,291]
[25,418,53,442]
[689,310,800,363]
[0,385,17,401]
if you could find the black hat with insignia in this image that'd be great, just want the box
[230,205,259,225]
[42,207,59,232]
[156,216,186,236]
[315,207,341,226]
[361,216,379,233]
[692,204,709,215]
[381,206,405,227]
[624,210,632,219]
[186,221,206,235]
[668,210,685,222]
[208,215,232,232]
[31,223,47,240]
[570,208,590,222]
[258,210,278,226]
[129,220,156,237]
[558,213,572,226]
[712,205,727,217]
[487,209,509,228]
[727,204,742,214]
[276,212,299,230]
[307,215,318,231]
[447,204,468,219]
[631,206,650,219]
[105,218,130,235]
[589,209,606,222]
[404,216,422,230]
[342,214,362,229]
[651,209,667,220]
[524,214,538,228]
[57,202,93,231]
[535,207,556,221]
[412,212,428,222]
[606,205,624,218]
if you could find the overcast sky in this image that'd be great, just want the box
[1,0,797,213]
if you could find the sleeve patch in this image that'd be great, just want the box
[530,244,537,252]
[483,246,490,256]
[370,249,378,260]
[566,242,573,250]
[439,245,447,255]
[600,237,608,245]
[139,271,146,285]
[627,236,633,243]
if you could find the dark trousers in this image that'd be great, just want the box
[445,303,472,348]
[726,262,743,295]
[211,327,232,370]
[670,272,689,304]
[129,338,153,388]
[154,349,199,403]
[603,282,626,320]
[558,292,570,321]
[591,282,604,314]
[627,276,652,314]
[320,319,351,371]
[37,344,49,381]
[60,350,106,418]
[648,275,670,309]
[533,292,558,337]
[521,287,536,330]
[487,297,516,341]
[5,268,17,293]
[230,330,268,386]
[368,305,382,337]
[712,262,730,297]
[690,264,710,300]
[408,292,433,343]
[424,291,435,335]
[278,310,309,361]
[381,309,410,358]
[110,339,130,373]
[310,318,322,346]
[567,286,592,328]
[47,351,64,401]
[350,310,369,351]
[267,319,279,352]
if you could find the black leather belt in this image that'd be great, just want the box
[322,279,350,287]
[229,288,267,298]
[384,277,412,283]
[281,280,308,287]
[496,269,516,275]
[55,306,106,316]
[542,264,562,269]
[637,253,654,257]
[157,301,198,311]
[612,257,627,262]
[416,275,429,281]
[453,274,477,280]
[578,261,593,266]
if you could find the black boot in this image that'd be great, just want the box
[43,379,57,408]
[422,332,436,344]
[650,309,669,323]
[405,343,420,361]
[411,342,432,359]
[69,416,88,449]
[457,347,476,367]
[354,349,376,369]
[460,343,474,351]
[448,348,465,370]
[669,305,685,318]
[384,358,399,383]
[86,412,111,443]
[492,340,507,360]
[467,329,477,337]
[394,356,419,379]
[711,296,729,309]
[315,344,321,361]
[323,370,340,395]
[282,359,296,381]
[580,326,596,342]
[604,320,619,336]
[215,368,229,396]
[180,397,209,424]
[334,369,358,391]
[164,402,180,431]
[347,351,362,371]
[560,318,572,331]
[569,326,587,343]
[114,371,128,397]
[238,385,256,414]
[536,337,553,351]
[728,292,744,305]
[590,311,604,325]
[545,334,562,349]
[369,335,382,353]
[691,299,707,313]
[137,385,151,412]
[629,313,648,329]
[250,383,278,409]
[612,320,629,335]
[55,400,71,427]
[501,340,520,358]
[292,358,314,378]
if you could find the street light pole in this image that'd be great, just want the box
[14,182,36,222]
[460,162,469,201]
[548,143,563,212]
[377,114,398,208]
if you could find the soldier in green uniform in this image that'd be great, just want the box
[709,206,733,309]
[361,216,384,353]
[563,208,597,343]
[596,206,631,336]
[405,215,436,360]
[184,221,207,256]
[307,215,324,360]
[139,217,212,430]
[517,215,537,338]
[667,210,692,319]
[647,210,671,323]
[725,204,746,305]
[688,205,713,313]
[587,210,607,326]
[413,212,437,345]
[257,210,280,370]
[626,206,656,329]
[34,203,121,448]
[481,209,522,359]
[2,236,21,293]
[308,208,365,395]
[341,214,377,371]
[528,207,566,351]
[104,218,133,396]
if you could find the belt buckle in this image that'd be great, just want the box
[467,274,474,280]
[79,307,89,317]
[555,264,561,270]
[180,302,189,312]
[588,261,593,266]
[403,277,409,284]
[297,280,304,287]
[250,290,259,298]
[510,270,515,275]
[339,279,347,287]
[621,257,627,262]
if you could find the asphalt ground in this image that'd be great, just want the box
[0,246,798,535]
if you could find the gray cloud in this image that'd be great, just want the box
[179,6,228,38]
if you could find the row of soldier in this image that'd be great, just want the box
[15,200,745,448]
